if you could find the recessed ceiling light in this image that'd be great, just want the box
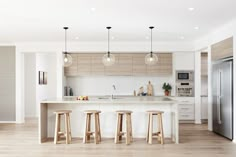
[75,37,79,40]
[188,7,195,11]
[180,36,185,40]
[194,26,199,30]
[91,8,96,11]
[111,36,115,40]
[145,36,149,39]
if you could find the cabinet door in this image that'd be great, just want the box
[91,54,104,75]
[147,53,172,76]
[64,54,78,76]
[201,53,208,76]
[201,97,208,119]
[174,52,194,70]
[104,54,119,75]
[77,54,91,76]
[211,37,233,61]
[117,54,133,76]
[132,54,147,76]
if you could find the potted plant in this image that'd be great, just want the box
[162,83,172,96]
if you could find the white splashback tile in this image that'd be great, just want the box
[66,76,174,96]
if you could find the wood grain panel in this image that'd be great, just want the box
[211,37,233,61]
[65,53,172,76]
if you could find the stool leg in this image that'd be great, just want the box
[158,114,164,145]
[128,113,133,142]
[119,114,123,141]
[68,114,72,143]
[87,114,91,141]
[115,113,121,144]
[54,114,59,144]
[146,113,150,143]
[83,114,89,143]
[65,113,70,144]
[126,114,131,145]
[148,114,153,144]
[94,113,99,144]
[97,113,101,142]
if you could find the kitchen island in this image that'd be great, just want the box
[40,96,179,144]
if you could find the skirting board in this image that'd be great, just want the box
[0,121,16,123]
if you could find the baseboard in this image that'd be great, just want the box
[0,121,16,123]
[201,119,208,124]
[179,120,195,124]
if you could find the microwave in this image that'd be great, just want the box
[176,70,194,81]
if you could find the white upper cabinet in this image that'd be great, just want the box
[174,52,195,70]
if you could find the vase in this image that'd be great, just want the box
[164,90,170,96]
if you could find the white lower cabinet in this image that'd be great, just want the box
[175,97,195,121]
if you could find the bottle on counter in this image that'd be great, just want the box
[134,90,136,96]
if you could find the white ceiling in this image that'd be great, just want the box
[0,0,235,43]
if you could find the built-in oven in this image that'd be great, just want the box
[176,82,194,97]
[176,70,194,81]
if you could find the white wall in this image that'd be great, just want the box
[24,53,36,117]
[66,76,174,96]
[35,53,57,117]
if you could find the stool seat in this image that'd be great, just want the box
[84,110,101,114]
[54,110,72,114]
[146,110,164,114]
[116,110,133,114]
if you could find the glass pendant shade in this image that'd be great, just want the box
[145,53,158,65]
[102,52,115,66]
[63,53,73,67]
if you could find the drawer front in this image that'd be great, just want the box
[179,113,194,120]
[179,104,194,113]
[178,103,194,120]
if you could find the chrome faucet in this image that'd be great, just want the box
[112,85,116,99]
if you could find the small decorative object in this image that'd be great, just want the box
[39,71,44,85]
[133,90,136,96]
[43,72,47,85]
[147,81,153,96]
[137,86,144,96]
[39,71,47,85]
[162,82,172,96]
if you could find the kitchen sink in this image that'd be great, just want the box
[97,97,125,100]
[98,97,110,99]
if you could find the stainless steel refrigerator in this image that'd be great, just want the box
[212,58,233,140]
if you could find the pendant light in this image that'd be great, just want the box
[103,26,115,66]
[145,26,158,65]
[63,27,72,67]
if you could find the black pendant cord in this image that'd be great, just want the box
[64,27,68,56]
[107,26,111,57]
[150,26,154,57]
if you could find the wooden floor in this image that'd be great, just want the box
[0,118,235,157]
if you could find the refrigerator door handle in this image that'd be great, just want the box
[218,70,222,124]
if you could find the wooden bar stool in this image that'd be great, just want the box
[83,110,101,144]
[114,110,133,145]
[54,110,72,144]
[146,110,164,145]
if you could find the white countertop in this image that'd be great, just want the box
[41,96,178,104]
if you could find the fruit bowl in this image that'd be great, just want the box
[77,96,89,101]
